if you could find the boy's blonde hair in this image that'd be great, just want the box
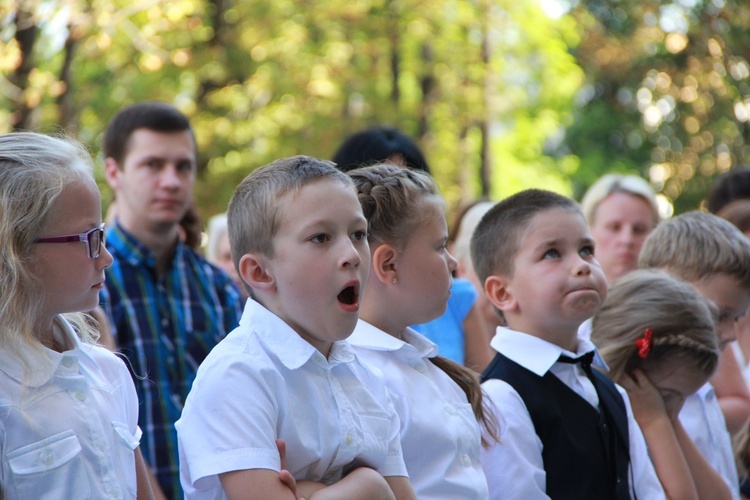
[639,211,750,290]
[592,269,718,381]
[0,132,99,355]
[471,189,582,284]
[581,174,660,226]
[348,163,440,248]
[227,155,353,276]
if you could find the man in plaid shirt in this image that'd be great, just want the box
[100,102,242,499]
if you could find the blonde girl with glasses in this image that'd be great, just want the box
[0,132,153,499]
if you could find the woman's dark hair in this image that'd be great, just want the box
[332,126,430,173]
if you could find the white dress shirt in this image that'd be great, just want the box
[679,384,740,498]
[176,299,407,500]
[0,316,141,499]
[349,321,489,499]
[480,327,665,500]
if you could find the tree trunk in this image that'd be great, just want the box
[10,7,39,130]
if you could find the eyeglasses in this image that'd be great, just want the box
[35,223,106,259]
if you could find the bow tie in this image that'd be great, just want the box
[558,351,595,368]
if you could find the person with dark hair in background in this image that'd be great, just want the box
[332,127,492,371]
[101,101,242,499]
[707,166,750,215]
[332,126,431,173]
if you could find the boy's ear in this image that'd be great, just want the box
[239,253,275,292]
[370,243,398,285]
[485,275,518,313]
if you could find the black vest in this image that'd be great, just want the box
[482,353,632,500]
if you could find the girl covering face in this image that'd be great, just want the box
[591,269,730,500]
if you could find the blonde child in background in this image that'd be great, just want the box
[206,213,248,299]
[592,269,730,499]
[640,211,750,497]
[177,156,415,499]
[0,132,152,498]
[471,189,663,499]
[346,164,497,499]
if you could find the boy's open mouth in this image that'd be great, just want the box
[337,285,359,306]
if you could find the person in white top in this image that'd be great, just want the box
[470,189,664,499]
[640,211,750,498]
[346,164,496,499]
[176,156,416,499]
[592,269,731,499]
[0,132,151,499]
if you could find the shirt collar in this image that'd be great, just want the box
[107,220,186,269]
[490,326,607,377]
[107,220,154,267]
[0,316,97,387]
[241,298,355,370]
[349,320,438,358]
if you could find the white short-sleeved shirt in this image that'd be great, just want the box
[679,384,740,498]
[480,327,665,500]
[0,316,141,499]
[348,321,489,499]
[176,299,407,500]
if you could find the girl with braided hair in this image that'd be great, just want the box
[592,268,732,499]
[346,163,498,499]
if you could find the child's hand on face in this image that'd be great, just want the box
[618,369,670,429]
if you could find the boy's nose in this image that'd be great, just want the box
[573,259,592,276]
[340,240,361,268]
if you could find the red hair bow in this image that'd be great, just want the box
[636,328,653,359]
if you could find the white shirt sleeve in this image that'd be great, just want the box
[177,354,281,491]
[480,379,550,500]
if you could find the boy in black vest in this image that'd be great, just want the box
[471,189,663,499]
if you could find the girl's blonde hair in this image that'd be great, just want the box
[591,269,718,381]
[0,132,100,358]
[348,163,499,445]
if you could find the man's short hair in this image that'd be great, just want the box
[227,155,353,269]
[471,189,582,284]
[639,210,750,290]
[103,101,194,166]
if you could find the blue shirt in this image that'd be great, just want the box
[412,278,477,364]
[100,221,242,499]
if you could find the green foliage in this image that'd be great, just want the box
[563,0,750,212]
[2,0,585,222]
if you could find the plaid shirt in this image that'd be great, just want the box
[101,222,242,499]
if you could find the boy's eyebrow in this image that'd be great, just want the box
[532,234,593,251]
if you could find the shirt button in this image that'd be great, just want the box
[414,364,425,373]
[346,434,353,445]
[315,354,325,363]
[460,454,471,466]
[445,405,456,415]
[62,357,74,368]
[75,391,86,402]
[40,451,54,465]
[161,318,169,327]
